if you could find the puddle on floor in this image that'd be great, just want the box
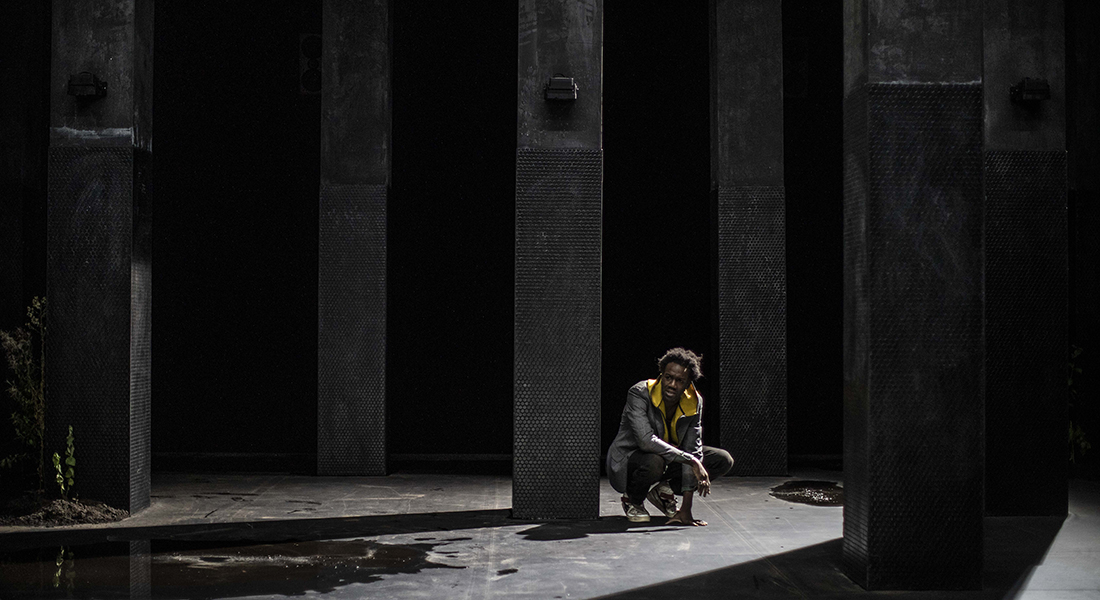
[0,538,465,599]
[769,480,845,506]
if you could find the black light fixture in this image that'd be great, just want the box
[1010,77,1050,105]
[544,75,578,101]
[67,72,107,99]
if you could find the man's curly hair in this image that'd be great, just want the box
[657,347,703,382]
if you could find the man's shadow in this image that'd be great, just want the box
[517,517,684,541]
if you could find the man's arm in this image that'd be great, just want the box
[668,400,711,526]
[687,408,703,460]
[677,399,707,493]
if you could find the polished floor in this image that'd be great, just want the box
[0,469,1097,599]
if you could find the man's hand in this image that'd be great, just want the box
[691,457,711,497]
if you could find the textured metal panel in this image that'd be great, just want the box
[318,183,387,475]
[513,148,601,520]
[46,146,137,510]
[843,84,985,590]
[717,186,786,475]
[985,150,1067,516]
[130,149,152,512]
[841,82,871,587]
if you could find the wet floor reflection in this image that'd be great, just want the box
[0,538,464,599]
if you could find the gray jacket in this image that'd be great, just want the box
[606,379,704,494]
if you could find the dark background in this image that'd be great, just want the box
[0,1,853,472]
[152,1,323,461]
[8,1,1095,477]
[145,0,845,466]
[601,1,721,459]
[387,3,517,459]
[783,1,844,456]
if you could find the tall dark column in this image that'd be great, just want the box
[983,0,1068,517]
[46,0,153,512]
[711,0,787,475]
[317,0,390,476]
[513,0,602,520]
[842,0,984,590]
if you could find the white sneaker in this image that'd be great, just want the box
[646,481,678,518]
[621,495,651,522]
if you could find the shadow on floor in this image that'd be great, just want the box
[590,516,1066,599]
[0,512,682,599]
[1,511,698,551]
[0,508,520,552]
[518,517,684,541]
[0,511,1066,599]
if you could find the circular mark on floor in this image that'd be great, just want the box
[768,481,844,506]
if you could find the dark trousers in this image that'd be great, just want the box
[625,446,734,505]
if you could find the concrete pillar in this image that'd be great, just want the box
[983,0,1068,517]
[317,0,390,475]
[711,0,787,476]
[842,0,984,590]
[46,0,153,512]
[513,0,602,520]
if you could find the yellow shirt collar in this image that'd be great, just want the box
[647,378,698,443]
[646,378,699,416]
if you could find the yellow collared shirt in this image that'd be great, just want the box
[646,378,699,445]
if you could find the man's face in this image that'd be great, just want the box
[660,362,691,403]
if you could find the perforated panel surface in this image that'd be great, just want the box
[841,83,871,585]
[514,148,602,520]
[985,150,1067,516]
[318,183,387,476]
[47,146,139,510]
[130,149,152,512]
[717,186,786,476]
[843,84,985,590]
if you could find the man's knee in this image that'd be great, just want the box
[704,447,734,479]
[630,452,667,478]
[627,453,667,491]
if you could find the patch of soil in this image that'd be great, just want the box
[0,496,128,527]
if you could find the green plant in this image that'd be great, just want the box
[1069,345,1091,463]
[52,425,75,500]
[0,296,47,492]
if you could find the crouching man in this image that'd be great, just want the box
[606,347,734,526]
